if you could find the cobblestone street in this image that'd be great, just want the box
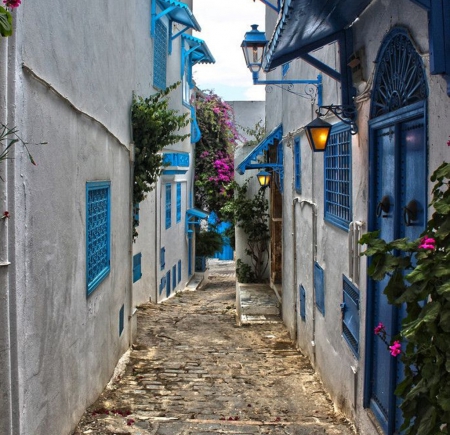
[74,262,355,435]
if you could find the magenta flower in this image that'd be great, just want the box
[418,236,436,250]
[3,0,21,8]
[374,322,385,335]
[389,341,402,357]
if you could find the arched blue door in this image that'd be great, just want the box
[208,212,234,261]
[365,28,428,434]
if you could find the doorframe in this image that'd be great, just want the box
[363,100,428,433]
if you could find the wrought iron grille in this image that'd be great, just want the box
[324,125,352,230]
[153,20,167,90]
[371,28,428,118]
[86,182,110,295]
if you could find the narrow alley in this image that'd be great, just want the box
[73,261,355,435]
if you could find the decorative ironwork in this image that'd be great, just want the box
[317,104,358,134]
[265,82,320,104]
[371,28,428,118]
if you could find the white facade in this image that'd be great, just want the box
[254,0,450,434]
[0,1,212,434]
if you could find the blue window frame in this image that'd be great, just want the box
[133,253,142,283]
[176,183,182,223]
[342,275,360,357]
[153,20,167,90]
[314,262,325,315]
[324,123,352,230]
[119,305,124,336]
[160,247,165,270]
[165,183,172,229]
[86,181,111,296]
[294,137,301,193]
[299,285,306,321]
[178,260,181,283]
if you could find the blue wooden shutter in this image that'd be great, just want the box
[176,183,182,222]
[165,184,172,229]
[133,253,142,283]
[299,285,306,321]
[166,271,171,297]
[159,276,166,295]
[172,265,177,289]
[294,138,301,193]
[153,20,167,89]
[178,260,181,283]
[314,262,325,315]
[160,247,165,270]
[342,275,360,357]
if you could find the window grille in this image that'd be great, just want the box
[133,253,142,283]
[86,181,111,295]
[324,124,352,230]
[165,184,172,229]
[176,183,182,222]
[294,137,301,193]
[342,275,360,357]
[314,262,325,315]
[153,20,167,89]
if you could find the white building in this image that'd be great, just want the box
[0,1,213,434]
[239,0,450,434]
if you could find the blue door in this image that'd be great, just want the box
[365,28,428,434]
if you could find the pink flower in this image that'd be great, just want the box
[374,322,385,335]
[389,341,402,357]
[3,0,21,8]
[418,236,436,250]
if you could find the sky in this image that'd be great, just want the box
[192,0,266,102]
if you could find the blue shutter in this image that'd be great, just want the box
[159,276,166,295]
[342,276,360,357]
[314,262,325,315]
[133,253,142,283]
[153,20,167,89]
[133,203,140,226]
[324,123,352,230]
[299,285,306,321]
[172,265,177,289]
[165,184,172,229]
[166,270,171,297]
[294,137,301,193]
[86,181,111,296]
[160,247,165,270]
[119,305,124,336]
[178,260,181,283]
[176,183,182,222]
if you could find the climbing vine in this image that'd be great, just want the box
[0,0,20,37]
[360,161,450,435]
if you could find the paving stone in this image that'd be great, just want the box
[73,262,355,435]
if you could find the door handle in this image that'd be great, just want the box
[403,199,419,226]
[376,195,391,218]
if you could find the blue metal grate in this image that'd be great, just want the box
[86,181,111,295]
[324,124,352,230]
[342,275,360,357]
[165,183,172,229]
[153,20,167,90]
[294,137,301,194]
[314,262,325,315]
[176,183,182,222]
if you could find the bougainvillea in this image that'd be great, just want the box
[194,91,240,217]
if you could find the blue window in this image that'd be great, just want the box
[119,305,124,336]
[172,264,177,289]
[178,260,181,283]
[324,124,352,230]
[86,181,111,296]
[294,137,301,193]
[342,275,360,357]
[159,276,166,295]
[133,253,142,283]
[314,262,325,315]
[176,183,182,223]
[166,270,171,297]
[165,184,172,229]
[153,20,167,89]
[299,285,306,321]
[160,247,165,270]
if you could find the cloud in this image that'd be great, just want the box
[192,0,266,101]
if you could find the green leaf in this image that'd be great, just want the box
[0,7,12,37]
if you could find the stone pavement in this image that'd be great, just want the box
[73,261,355,435]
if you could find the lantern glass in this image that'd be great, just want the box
[305,117,332,152]
[257,170,271,187]
[241,25,268,74]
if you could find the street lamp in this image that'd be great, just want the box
[257,169,271,189]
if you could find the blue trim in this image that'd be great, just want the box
[294,137,301,194]
[119,305,124,336]
[86,181,111,296]
[160,247,166,270]
[323,123,352,231]
[176,183,182,223]
[342,275,360,358]
[190,106,202,143]
[314,262,325,315]
[165,183,172,229]
[163,153,189,175]
[159,276,166,295]
[133,253,142,283]
[236,124,283,175]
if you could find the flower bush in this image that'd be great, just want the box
[360,161,450,435]
[0,0,20,37]
[194,91,239,217]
